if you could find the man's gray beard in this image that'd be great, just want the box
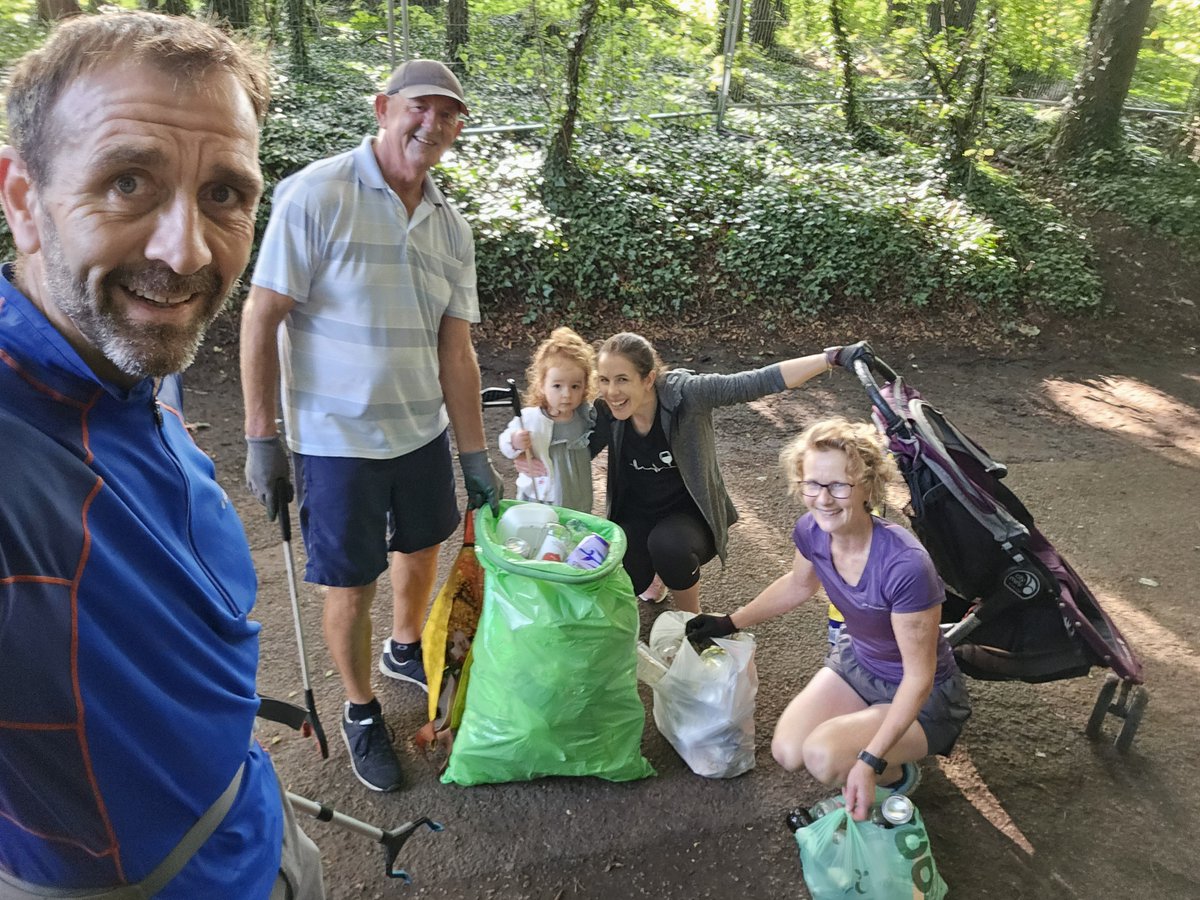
[39,222,230,379]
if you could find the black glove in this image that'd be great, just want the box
[245,435,294,522]
[459,449,504,516]
[685,613,737,648]
[825,341,873,369]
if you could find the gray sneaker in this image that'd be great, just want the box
[340,705,403,792]
[889,762,922,796]
[379,639,429,693]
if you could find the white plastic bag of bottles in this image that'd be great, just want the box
[641,611,758,778]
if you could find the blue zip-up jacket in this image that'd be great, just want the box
[0,265,282,897]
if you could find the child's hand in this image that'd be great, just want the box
[514,456,548,478]
[512,429,532,452]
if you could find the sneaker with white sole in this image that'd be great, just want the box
[379,639,429,693]
[340,705,403,792]
[888,761,922,796]
[638,573,668,604]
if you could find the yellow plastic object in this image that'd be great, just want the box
[422,515,484,726]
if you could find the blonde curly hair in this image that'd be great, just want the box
[523,327,597,409]
[779,417,898,512]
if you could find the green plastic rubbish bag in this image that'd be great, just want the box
[796,796,948,900]
[441,501,655,786]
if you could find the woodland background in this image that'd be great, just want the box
[1,0,1197,329]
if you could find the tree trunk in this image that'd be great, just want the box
[1087,0,1105,38]
[545,0,601,179]
[447,0,469,75]
[886,0,909,30]
[1176,67,1200,162]
[1051,0,1155,163]
[829,0,860,135]
[926,0,977,36]
[37,0,80,20]
[210,0,252,29]
[287,0,309,75]
[162,0,190,15]
[749,0,778,49]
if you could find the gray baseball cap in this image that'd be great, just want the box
[384,59,468,114]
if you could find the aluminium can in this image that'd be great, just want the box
[879,793,915,825]
[503,537,531,558]
[565,532,610,569]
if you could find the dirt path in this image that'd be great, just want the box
[184,222,1199,899]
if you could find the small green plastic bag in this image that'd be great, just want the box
[796,800,948,900]
[441,501,654,786]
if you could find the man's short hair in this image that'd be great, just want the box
[4,10,271,186]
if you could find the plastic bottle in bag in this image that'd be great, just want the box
[636,641,669,686]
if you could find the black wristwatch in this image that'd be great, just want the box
[857,749,887,775]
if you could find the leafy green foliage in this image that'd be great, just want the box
[0,0,44,75]
[441,108,1102,325]
[253,40,382,256]
[0,1,1191,317]
[1061,149,1200,252]
[991,104,1200,256]
[1130,0,1200,108]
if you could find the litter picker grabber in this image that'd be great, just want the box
[278,498,329,759]
[258,697,442,882]
[482,377,542,501]
[286,792,443,882]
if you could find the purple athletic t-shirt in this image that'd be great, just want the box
[793,513,958,683]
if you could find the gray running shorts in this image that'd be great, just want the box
[825,631,971,757]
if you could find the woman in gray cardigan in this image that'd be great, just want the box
[588,332,838,613]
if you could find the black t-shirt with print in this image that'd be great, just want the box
[617,413,695,518]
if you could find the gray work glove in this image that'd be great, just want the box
[245,435,294,522]
[458,449,503,516]
[825,341,873,369]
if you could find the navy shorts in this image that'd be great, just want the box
[293,430,460,587]
[825,631,971,757]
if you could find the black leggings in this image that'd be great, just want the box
[618,509,717,595]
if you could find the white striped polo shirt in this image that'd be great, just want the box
[252,136,479,458]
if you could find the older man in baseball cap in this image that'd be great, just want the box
[241,60,501,793]
[385,58,470,115]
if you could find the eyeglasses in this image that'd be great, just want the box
[799,480,856,500]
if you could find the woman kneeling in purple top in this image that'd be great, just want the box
[685,417,970,821]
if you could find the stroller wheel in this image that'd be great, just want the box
[1086,673,1120,739]
[1115,687,1149,754]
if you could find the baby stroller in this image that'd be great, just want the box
[842,344,1148,752]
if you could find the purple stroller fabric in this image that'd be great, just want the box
[870,376,1142,685]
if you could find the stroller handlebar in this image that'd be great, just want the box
[849,349,905,434]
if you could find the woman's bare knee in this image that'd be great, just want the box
[801,739,843,786]
[771,734,805,772]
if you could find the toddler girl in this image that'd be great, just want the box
[499,327,597,512]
